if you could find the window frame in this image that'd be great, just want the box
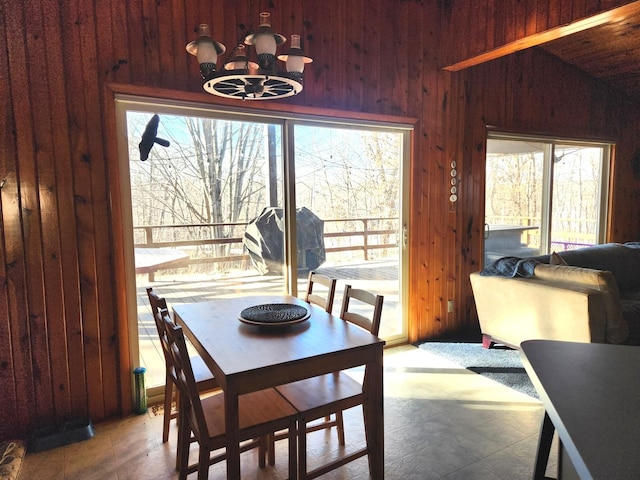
[485,131,612,262]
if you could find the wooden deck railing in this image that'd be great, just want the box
[133,217,398,280]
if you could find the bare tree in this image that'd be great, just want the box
[128,113,269,258]
[485,143,603,249]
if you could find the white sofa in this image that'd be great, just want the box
[470,243,640,348]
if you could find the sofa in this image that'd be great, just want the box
[470,242,640,349]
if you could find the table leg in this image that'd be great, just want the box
[363,345,384,479]
[225,388,241,479]
[532,411,555,480]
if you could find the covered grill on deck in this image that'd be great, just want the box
[243,206,326,275]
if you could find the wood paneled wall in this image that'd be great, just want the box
[458,47,640,324]
[1,0,639,440]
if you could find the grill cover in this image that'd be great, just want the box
[243,206,326,275]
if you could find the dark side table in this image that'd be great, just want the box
[520,339,640,480]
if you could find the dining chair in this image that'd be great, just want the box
[146,287,219,443]
[264,271,337,464]
[160,308,298,480]
[304,270,337,313]
[276,284,384,479]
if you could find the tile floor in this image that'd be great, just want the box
[18,345,558,479]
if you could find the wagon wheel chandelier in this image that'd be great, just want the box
[186,12,312,101]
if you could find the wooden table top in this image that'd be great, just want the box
[520,340,640,479]
[173,294,385,387]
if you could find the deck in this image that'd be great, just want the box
[136,259,400,389]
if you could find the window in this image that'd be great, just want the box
[484,133,611,266]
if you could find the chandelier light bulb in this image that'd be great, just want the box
[285,35,304,73]
[254,13,278,56]
[278,34,313,77]
[186,23,226,78]
[224,44,258,71]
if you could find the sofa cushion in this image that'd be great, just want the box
[554,243,640,293]
[534,264,629,343]
[621,299,640,345]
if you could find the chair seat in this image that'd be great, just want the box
[201,388,297,440]
[191,355,218,389]
[276,372,363,417]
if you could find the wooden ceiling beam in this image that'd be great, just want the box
[443,1,640,72]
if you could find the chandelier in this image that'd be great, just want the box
[186,12,312,101]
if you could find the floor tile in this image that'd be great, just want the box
[18,345,556,479]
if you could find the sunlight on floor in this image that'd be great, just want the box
[19,345,557,480]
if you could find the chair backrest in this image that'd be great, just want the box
[339,284,384,336]
[147,287,171,359]
[305,271,337,313]
[160,308,209,440]
[147,287,168,317]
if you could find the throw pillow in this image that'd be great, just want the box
[550,251,568,266]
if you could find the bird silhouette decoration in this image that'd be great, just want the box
[139,114,170,161]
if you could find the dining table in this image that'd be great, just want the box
[172,294,386,479]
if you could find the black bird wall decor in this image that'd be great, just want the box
[139,114,170,161]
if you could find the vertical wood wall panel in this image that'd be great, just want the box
[389,1,411,116]
[108,0,131,85]
[142,0,161,88]
[346,0,365,113]
[2,0,640,440]
[43,0,88,422]
[4,0,40,437]
[60,0,100,423]
[40,0,71,424]
[406,0,426,342]
[20,0,54,426]
[27,0,67,422]
[429,64,446,338]
[126,1,146,85]
[90,1,121,419]
[449,71,466,333]
[157,0,176,89]
[0,0,21,439]
[171,0,189,92]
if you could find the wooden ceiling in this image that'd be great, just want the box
[443,2,640,101]
[539,10,640,100]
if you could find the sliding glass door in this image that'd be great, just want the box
[116,97,410,391]
[484,133,611,266]
[292,123,405,340]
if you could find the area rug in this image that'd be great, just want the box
[417,341,539,399]
[0,440,25,480]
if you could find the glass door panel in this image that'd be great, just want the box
[484,139,544,265]
[484,135,610,268]
[125,110,285,388]
[551,145,604,250]
[293,124,404,341]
